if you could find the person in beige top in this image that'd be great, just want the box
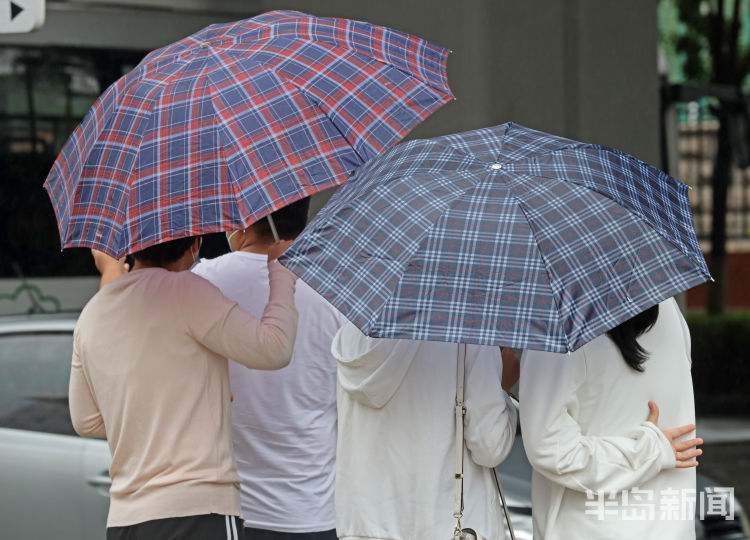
[70,235,298,540]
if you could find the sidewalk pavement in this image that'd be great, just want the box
[695,417,750,517]
[697,417,750,444]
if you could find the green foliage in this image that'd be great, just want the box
[687,311,750,416]
[659,0,750,88]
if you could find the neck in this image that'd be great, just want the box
[239,242,273,255]
[132,260,154,271]
[132,256,192,272]
[236,229,278,254]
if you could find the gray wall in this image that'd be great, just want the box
[258,0,661,165]
[1,0,660,164]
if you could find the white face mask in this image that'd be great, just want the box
[226,230,242,251]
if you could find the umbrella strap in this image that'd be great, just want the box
[453,343,466,533]
[492,466,517,540]
[454,344,517,540]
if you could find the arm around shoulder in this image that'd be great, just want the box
[184,263,298,370]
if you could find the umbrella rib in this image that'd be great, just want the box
[361,170,501,337]
[256,25,452,97]
[505,193,571,352]
[526,144,705,269]
[60,70,173,254]
[109,60,214,256]
[202,79,258,231]
[236,41,452,157]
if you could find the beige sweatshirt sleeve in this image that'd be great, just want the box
[69,326,107,439]
[183,260,299,370]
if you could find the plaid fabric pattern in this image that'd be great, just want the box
[44,10,453,258]
[280,122,711,352]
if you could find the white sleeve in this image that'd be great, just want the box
[519,347,675,494]
[183,263,298,371]
[671,297,693,364]
[463,345,518,467]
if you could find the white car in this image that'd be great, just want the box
[0,312,110,539]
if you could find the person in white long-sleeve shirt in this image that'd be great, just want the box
[519,297,703,540]
[192,199,348,540]
[331,323,519,540]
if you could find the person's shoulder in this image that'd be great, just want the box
[197,252,267,276]
[76,290,103,329]
[179,267,219,287]
[191,252,235,277]
[169,269,235,314]
[660,296,681,317]
[652,296,688,336]
[80,270,140,312]
[296,281,348,319]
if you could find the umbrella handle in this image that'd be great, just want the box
[267,214,281,243]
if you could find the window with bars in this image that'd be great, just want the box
[0,46,146,278]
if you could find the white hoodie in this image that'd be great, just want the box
[331,323,517,540]
[519,298,696,539]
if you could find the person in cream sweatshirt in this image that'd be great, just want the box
[70,236,298,539]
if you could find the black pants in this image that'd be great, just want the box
[243,527,337,540]
[107,514,244,540]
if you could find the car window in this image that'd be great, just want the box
[0,332,75,435]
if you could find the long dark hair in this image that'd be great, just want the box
[606,304,659,372]
[132,236,197,267]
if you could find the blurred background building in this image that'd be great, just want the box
[0,0,665,312]
[1,0,748,315]
[658,0,750,313]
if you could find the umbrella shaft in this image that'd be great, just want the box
[267,215,281,243]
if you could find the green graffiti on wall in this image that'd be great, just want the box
[0,283,62,313]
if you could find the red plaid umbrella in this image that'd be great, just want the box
[44,10,453,258]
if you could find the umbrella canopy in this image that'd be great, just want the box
[280,122,711,352]
[44,10,453,258]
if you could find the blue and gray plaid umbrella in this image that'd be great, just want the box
[280,122,711,352]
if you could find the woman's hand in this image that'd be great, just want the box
[646,401,703,468]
